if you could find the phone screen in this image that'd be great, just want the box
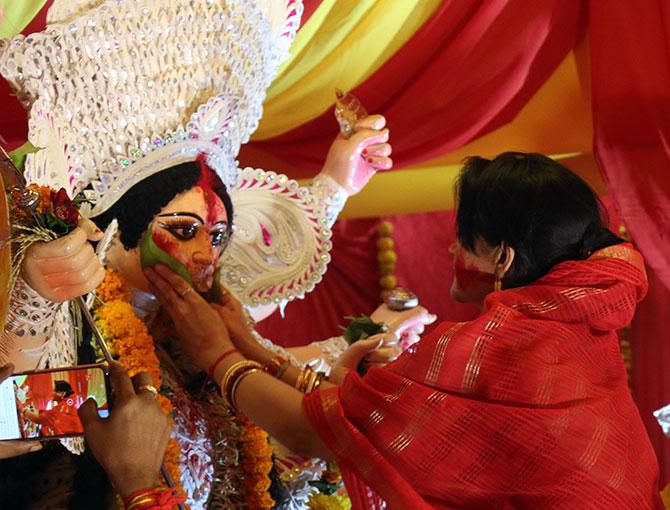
[0,365,109,440]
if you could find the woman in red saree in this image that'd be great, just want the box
[147,152,662,509]
[23,380,84,437]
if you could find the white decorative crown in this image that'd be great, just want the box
[23,93,243,217]
[0,0,303,214]
[0,0,350,307]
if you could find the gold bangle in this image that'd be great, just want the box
[220,360,262,406]
[296,366,322,393]
[295,366,312,393]
[294,368,306,391]
[305,369,318,393]
[311,372,325,392]
[221,360,259,392]
[231,368,262,411]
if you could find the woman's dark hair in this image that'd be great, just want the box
[455,152,623,288]
[54,380,74,398]
[93,160,234,249]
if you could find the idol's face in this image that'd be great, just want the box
[150,185,229,292]
[449,238,497,304]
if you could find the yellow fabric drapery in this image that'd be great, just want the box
[0,0,47,39]
[253,0,442,140]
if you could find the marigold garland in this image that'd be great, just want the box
[93,269,187,504]
[238,414,276,509]
[93,269,276,507]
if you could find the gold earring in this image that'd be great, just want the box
[494,277,502,292]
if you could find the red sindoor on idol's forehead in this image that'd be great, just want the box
[196,154,226,226]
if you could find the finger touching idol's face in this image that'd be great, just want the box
[151,184,229,292]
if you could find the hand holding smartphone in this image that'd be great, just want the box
[0,364,110,441]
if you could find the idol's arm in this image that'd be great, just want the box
[1,223,104,370]
[2,277,59,370]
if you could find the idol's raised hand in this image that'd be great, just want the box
[329,333,398,385]
[320,114,392,196]
[143,265,234,372]
[22,217,105,302]
[371,304,438,349]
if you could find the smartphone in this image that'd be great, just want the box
[0,364,111,441]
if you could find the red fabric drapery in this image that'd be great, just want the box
[241,0,586,177]
[589,0,670,481]
[589,1,670,287]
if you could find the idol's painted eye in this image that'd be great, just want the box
[210,223,232,249]
[210,229,226,247]
[158,220,200,241]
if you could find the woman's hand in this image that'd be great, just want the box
[330,333,397,385]
[22,218,105,302]
[0,364,42,459]
[371,304,437,349]
[212,288,266,361]
[320,114,391,196]
[78,363,171,499]
[144,265,234,372]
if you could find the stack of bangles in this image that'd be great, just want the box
[124,488,185,510]
[208,350,326,412]
[294,364,324,393]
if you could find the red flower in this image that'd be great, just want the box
[52,188,79,227]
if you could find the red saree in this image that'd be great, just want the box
[304,244,662,509]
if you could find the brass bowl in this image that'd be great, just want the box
[384,287,418,311]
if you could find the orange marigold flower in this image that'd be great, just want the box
[26,184,53,214]
[238,418,275,509]
[96,269,131,303]
[248,492,275,509]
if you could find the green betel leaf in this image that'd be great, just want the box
[139,227,193,285]
[342,315,384,344]
[308,479,341,496]
[8,141,37,172]
[205,266,224,303]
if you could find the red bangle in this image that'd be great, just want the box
[263,354,289,377]
[207,348,239,379]
[124,488,184,510]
